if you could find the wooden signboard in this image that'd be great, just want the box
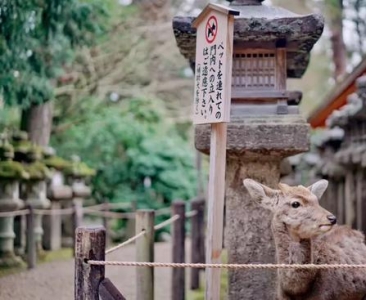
[192,4,238,125]
[192,4,239,300]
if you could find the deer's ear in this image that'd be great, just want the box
[243,179,277,211]
[307,179,328,199]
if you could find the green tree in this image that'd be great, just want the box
[52,98,197,208]
[0,0,108,145]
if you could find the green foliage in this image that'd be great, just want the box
[52,98,197,210]
[0,0,108,108]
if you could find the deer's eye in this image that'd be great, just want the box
[291,201,301,208]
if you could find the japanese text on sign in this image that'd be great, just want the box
[193,11,233,124]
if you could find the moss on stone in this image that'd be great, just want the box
[11,131,28,142]
[0,161,30,179]
[0,143,14,160]
[42,156,72,171]
[64,162,96,178]
[12,141,44,162]
[23,162,51,180]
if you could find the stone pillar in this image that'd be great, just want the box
[0,180,25,267]
[62,177,91,247]
[24,180,51,254]
[196,115,309,299]
[43,171,72,250]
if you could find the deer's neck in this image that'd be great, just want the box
[271,221,317,296]
[272,222,313,264]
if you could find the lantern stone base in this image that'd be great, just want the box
[43,201,62,251]
[0,251,25,268]
[61,198,83,248]
[24,180,51,257]
[195,115,309,300]
[0,217,25,268]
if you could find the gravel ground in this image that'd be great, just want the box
[0,242,186,300]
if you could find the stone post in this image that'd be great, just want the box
[196,115,309,299]
[43,170,72,250]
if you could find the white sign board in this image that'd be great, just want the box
[193,8,235,125]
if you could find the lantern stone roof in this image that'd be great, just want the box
[172,3,324,78]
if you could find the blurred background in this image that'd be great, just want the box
[0,0,365,238]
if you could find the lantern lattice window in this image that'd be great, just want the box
[232,51,276,91]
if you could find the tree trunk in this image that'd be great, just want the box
[328,0,347,81]
[20,101,53,146]
[133,0,171,22]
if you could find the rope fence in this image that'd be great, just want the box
[0,209,30,217]
[86,260,366,270]
[105,214,181,255]
[0,202,177,218]
[105,231,147,255]
[75,197,366,300]
[75,198,207,300]
[4,197,202,274]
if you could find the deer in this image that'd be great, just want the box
[243,178,366,300]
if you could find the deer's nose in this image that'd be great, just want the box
[327,215,337,225]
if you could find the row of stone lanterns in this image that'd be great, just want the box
[173,0,324,298]
[322,75,366,233]
[0,131,94,267]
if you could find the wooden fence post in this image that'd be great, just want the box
[190,197,205,290]
[171,201,186,300]
[72,202,83,257]
[136,210,155,300]
[26,205,36,269]
[99,278,126,300]
[75,226,106,300]
[103,199,109,245]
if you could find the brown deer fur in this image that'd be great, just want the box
[243,179,366,300]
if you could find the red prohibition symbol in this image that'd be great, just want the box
[205,15,218,44]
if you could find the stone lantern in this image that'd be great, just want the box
[173,1,324,298]
[42,147,73,251]
[0,134,29,267]
[62,155,95,247]
[12,132,51,256]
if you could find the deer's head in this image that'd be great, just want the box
[243,179,337,240]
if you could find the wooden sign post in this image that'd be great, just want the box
[192,4,239,300]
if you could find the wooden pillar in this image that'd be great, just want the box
[345,169,357,228]
[72,202,82,257]
[75,226,106,300]
[171,201,186,300]
[337,178,345,224]
[136,210,154,300]
[190,197,205,290]
[356,168,366,232]
[26,205,36,269]
[326,179,338,216]
[102,199,109,245]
